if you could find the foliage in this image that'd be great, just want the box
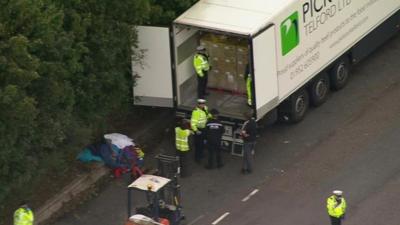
[0,0,196,222]
[148,0,198,26]
[0,0,150,218]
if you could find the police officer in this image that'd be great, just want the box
[205,109,225,169]
[191,99,210,163]
[193,45,210,99]
[327,190,347,225]
[244,64,252,106]
[14,201,34,225]
[175,118,193,177]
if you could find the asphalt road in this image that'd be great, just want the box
[53,33,400,225]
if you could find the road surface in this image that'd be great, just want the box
[53,33,400,225]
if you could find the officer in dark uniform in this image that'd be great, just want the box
[205,109,225,169]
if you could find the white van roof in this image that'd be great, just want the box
[174,0,293,35]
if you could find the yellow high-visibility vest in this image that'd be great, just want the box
[190,106,209,131]
[175,127,192,151]
[14,207,34,225]
[193,54,210,77]
[246,74,252,105]
[327,195,347,218]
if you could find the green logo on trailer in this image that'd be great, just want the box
[280,12,300,56]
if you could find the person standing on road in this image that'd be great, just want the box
[191,99,210,163]
[240,111,257,174]
[327,190,347,225]
[193,45,210,99]
[175,118,193,177]
[14,201,34,225]
[205,109,225,169]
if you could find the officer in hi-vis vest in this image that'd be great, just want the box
[244,64,252,107]
[175,118,193,177]
[193,45,210,99]
[191,99,211,163]
[14,201,34,225]
[327,190,347,225]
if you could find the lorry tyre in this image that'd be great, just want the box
[279,88,309,123]
[289,88,309,123]
[309,73,330,107]
[330,58,350,90]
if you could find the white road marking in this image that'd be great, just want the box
[241,189,259,202]
[211,212,230,225]
[187,215,204,225]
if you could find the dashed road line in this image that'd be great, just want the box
[211,212,230,225]
[187,215,204,225]
[241,189,259,202]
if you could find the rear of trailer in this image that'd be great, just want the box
[133,0,400,154]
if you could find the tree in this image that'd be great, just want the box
[0,0,61,203]
[148,0,198,26]
[0,0,197,221]
[57,0,150,124]
[0,0,150,214]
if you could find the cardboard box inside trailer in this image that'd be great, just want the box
[173,25,252,119]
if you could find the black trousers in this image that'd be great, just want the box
[330,216,342,225]
[197,72,208,99]
[207,143,222,168]
[194,130,205,162]
[176,150,190,177]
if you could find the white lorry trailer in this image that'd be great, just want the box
[133,0,400,154]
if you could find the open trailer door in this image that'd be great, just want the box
[132,26,174,107]
[252,25,278,118]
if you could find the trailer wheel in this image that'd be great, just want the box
[279,88,309,123]
[309,73,330,107]
[330,58,350,90]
